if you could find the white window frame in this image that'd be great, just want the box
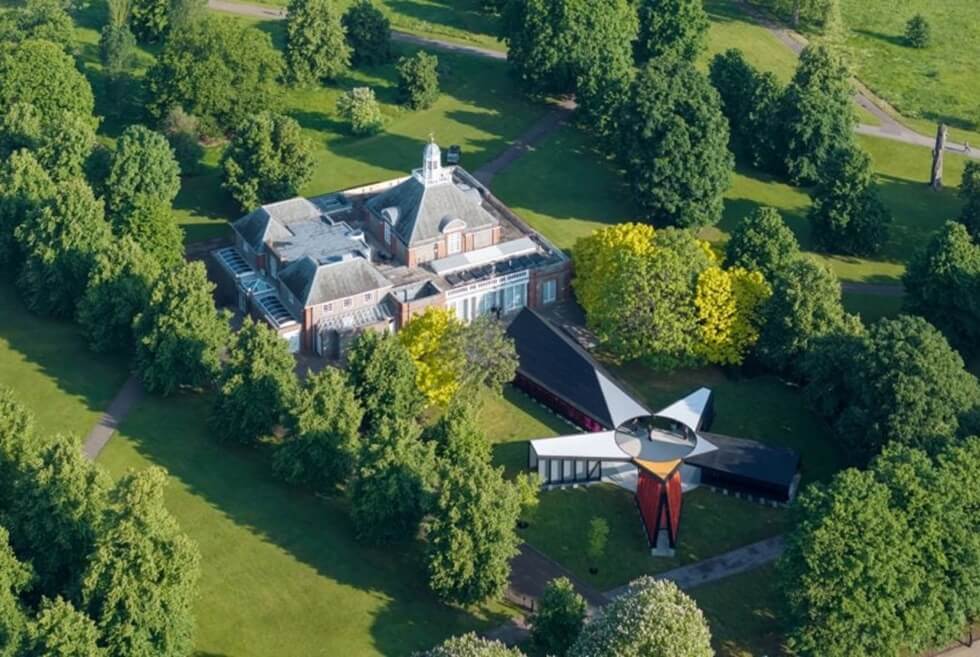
[447,231,462,255]
[384,222,391,246]
[542,279,557,304]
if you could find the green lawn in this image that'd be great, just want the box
[97,394,514,657]
[691,563,788,657]
[0,282,127,439]
[480,386,571,478]
[520,485,789,590]
[842,291,905,324]
[701,0,800,83]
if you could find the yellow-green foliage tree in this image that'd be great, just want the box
[695,266,772,365]
[399,307,465,406]
[572,222,655,315]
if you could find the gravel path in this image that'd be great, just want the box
[81,374,145,460]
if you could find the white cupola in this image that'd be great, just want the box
[419,136,450,187]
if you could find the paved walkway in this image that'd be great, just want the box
[473,99,575,185]
[81,374,145,460]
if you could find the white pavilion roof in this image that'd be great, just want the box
[530,431,629,460]
[596,371,652,428]
[654,387,712,432]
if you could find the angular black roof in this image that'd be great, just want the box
[688,432,800,493]
[506,308,649,429]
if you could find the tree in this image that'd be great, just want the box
[0,0,74,50]
[167,0,205,32]
[7,434,110,598]
[211,318,299,445]
[222,111,315,211]
[104,125,181,224]
[81,467,200,657]
[756,257,853,374]
[346,330,425,435]
[425,405,523,605]
[348,418,435,543]
[904,222,980,356]
[572,224,713,368]
[133,262,231,395]
[0,150,54,272]
[835,315,980,462]
[724,206,801,279]
[0,527,31,657]
[618,58,733,229]
[415,634,527,657]
[905,14,931,48]
[569,577,712,657]
[396,52,440,110]
[14,178,112,318]
[159,106,204,175]
[530,578,586,657]
[500,0,637,97]
[146,17,283,135]
[342,0,391,67]
[0,387,39,515]
[273,367,363,492]
[20,597,102,657]
[709,49,784,170]
[459,316,518,394]
[780,468,920,657]
[114,195,184,268]
[285,0,350,85]
[77,237,162,355]
[586,517,608,571]
[960,161,980,239]
[695,266,772,366]
[0,40,95,124]
[130,0,169,42]
[780,44,855,184]
[336,87,384,136]
[809,145,891,255]
[399,308,466,407]
[0,104,98,183]
[635,0,708,64]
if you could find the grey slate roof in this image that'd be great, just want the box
[233,197,324,251]
[365,175,497,246]
[279,256,392,307]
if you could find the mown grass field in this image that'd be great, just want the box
[0,282,127,439]
[97,395,516,657]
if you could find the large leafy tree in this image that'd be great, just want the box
[0,103,97,182]
[114,195,184,268]
[0,0,74,50]
[415,634,527,657]
[0,150,54,272]
[694,266,772,366]
[105,125,181,224]
[222,111,315,211]
[346,331,425,435]
[832,315,979,462]
[81,467,200,657]
[459,316,518,395]
[342,0,391,67]
[129,0,169,43]
[724,206,801,280]
[273,367,363,492]
[20,597,102,657]
[709,49,784,171]
[425,405,523,605]
[0,39,95,122]
[635,0,708,63]
[904,221,980,356]
[961,161,980,239]
[0,527,31,657]
[146,17,283,135]
[618,57,733,228]
[398,308,466,407]
[286,0,350,84]
[396,52,440,110]
[780,44,855,184]
[211,318,299,445]
[809,145,891,255]
[14,178,112,318]
[500,0,637,97]
[756,256,853,375]
[133,262,231,395]
[530,577,586,657]
[348,418,435,544]
[7,434,110,598]
[569,577,712,657]
[77,237,162,355]
[780,468,920,657]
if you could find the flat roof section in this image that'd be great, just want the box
[530,431,631,461]
[429,237,538,275]
[686,432,800,492]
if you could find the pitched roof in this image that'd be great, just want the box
[365,175,497,246]
[279,256,391,307]
[506,308,650,429]
[233,197,324,251]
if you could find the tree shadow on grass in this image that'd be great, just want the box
[852,28,909,49]
[116,396,512,657]
[385,0,498,42]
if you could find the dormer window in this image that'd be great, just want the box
[447,231,462,255]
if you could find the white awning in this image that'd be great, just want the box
[429,237,538,275]
[530,431,630,460]
[654,387,711,432]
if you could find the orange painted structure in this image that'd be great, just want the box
[635,460,683,550]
